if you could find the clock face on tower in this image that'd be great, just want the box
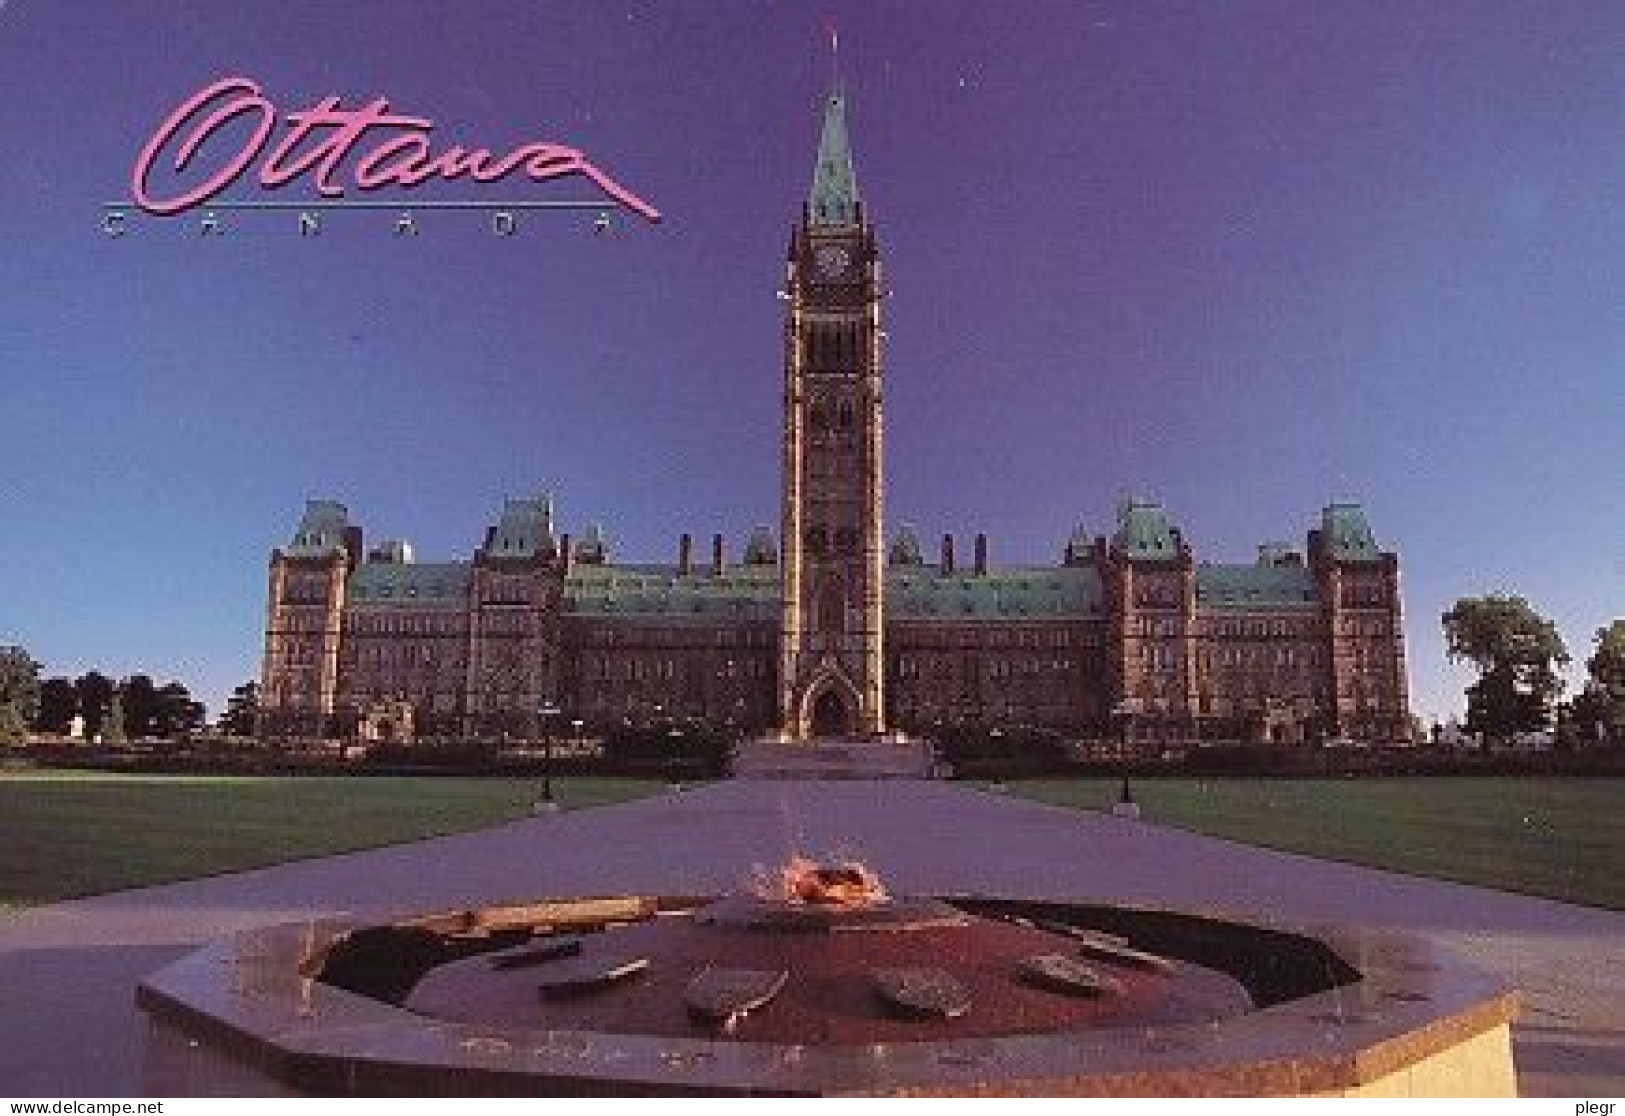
[814,244,852,280]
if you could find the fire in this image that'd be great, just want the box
[762,856,888,908]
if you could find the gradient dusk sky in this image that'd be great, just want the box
[1,1,1620,721]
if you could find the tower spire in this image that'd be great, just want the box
[808,40,860,229]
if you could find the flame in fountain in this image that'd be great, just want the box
[757,856,889,907]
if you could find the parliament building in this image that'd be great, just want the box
[258,89,1411,752]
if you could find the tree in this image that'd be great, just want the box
[119,675,161,738]
[33,677,78,736]
[154,681,205,738]
[74,672,116,739]
[1443,595,1568,745]
[1575,620,1625,746]
[1567,687,1610,749]
[0,646,42,745]
[220,681,260,737]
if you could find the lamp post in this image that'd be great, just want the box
[537,698,561,812]
[1110,699,1130,761]
[667,721,685,790]
[1110,698,1141,819]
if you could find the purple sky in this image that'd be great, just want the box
[1,1,1621,722]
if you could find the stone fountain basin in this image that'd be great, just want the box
[137,895,1519,1096]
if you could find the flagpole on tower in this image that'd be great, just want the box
[827,21,841,92]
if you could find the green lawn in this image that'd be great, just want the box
[0,770,662,908]
[1001,777,1625,911]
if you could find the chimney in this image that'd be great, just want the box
[974,532,988,575]
[559,532,573,576]
[712,533,726,575]
[343,525,364,573]
[678,532,693,576]
[941,533,955,575]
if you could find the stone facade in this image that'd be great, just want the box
[258,90,1410,751]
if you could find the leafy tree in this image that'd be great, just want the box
[33,677,78,736]
[0,646,41,745]
[0,705,27,745]
[1576,620,1625,746]
[220,681,260,737]
[120,674,160,738]
[1463,666,1552,744]
[1443,595,1568,745]
[155,681,205,738]
[74,672,116,738]
[1567,686,1611,749]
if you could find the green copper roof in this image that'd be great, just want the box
[1064,522,1094,564]
[575,521,608,563]
[1322,502,1381,562]
[284,499,351,558]
[887,566,1103,619]
[809,91,861,227]
[487,494,556,559]
[348,561,472,607]
[888,523,924,566]
[1114,498,1182,560]
[742,525,779,565]
[564,563,779,619]
[1195,564,1317,610]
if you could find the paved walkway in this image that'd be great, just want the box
[1,780,1621,1096]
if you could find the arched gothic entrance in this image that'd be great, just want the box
[787,662,865,742]
[810,689,853,738]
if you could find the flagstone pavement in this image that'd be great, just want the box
[1,779,1621,1096]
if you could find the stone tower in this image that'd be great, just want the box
[258,500,360,740]
[778,86,886,741]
